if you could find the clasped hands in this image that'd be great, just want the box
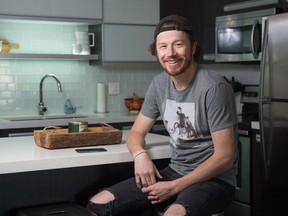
[134,153,177,204]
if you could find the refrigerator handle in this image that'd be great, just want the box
[259,17,269,100]
[259,102,269,179]
[259,17,270,179]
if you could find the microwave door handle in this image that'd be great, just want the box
[250,19,259,59]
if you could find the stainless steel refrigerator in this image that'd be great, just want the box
[254,12,288,216]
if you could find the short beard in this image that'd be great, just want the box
[158,53,193,77]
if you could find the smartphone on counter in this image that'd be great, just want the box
[75,148,107,153]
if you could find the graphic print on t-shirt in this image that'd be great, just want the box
[163,99,199,148]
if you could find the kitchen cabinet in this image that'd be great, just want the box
[90,24,156,64]
[222,0,288,13]
[0,0,102,20]
[160,0,186,18]
[160,0,220,63]
[1,0,159,63]
[0,17,101,61]
[0,0,102,61]
[201,0,224,61]
[90,0,159,64]
[0,130,170,216]
[103,0,159,25]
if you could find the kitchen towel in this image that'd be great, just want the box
[97,82,106,113]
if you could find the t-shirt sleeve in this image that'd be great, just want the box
[140,78,161,120]
[206,82,237,133]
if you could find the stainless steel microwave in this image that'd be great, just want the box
[215,8,277,62]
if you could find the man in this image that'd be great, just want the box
[87,15,238,216]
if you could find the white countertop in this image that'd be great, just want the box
[0,112,139,130]
[0,130,171,175]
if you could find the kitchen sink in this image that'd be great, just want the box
[3,114,89,121]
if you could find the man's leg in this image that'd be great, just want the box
[87,177,154,216]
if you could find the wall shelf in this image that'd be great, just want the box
[0,53,99,61]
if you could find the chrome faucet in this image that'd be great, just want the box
[38,74,62,115]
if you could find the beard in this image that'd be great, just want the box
[158,52,193,77]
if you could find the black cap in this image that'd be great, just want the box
[154,15,194,39]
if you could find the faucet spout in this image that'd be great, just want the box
[39,74,62,115]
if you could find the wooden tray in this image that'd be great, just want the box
[34,124,123,149]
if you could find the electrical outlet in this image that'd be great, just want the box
[108,82,120,95]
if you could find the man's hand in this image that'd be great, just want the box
[134,153,162,189]
[141,181,178,204]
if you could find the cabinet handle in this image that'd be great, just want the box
[255,134,261,143]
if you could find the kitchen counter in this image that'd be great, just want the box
[0,130,171,174]
[0,112,139,130]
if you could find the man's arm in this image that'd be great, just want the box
[126,113,156,157]
[142,126,236,203]
[126,113,162,188]
[170,126,235,193]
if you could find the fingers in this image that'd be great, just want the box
[154,166,163,180]
[136,176,151,188]
[146,190,162,204]
[135,176,142,189]
[136,173,157,189]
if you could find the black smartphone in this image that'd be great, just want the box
[75,148,107,153]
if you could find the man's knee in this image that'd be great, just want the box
[89,190,115,204]
[87,190,115,216]
[163,203,186,216]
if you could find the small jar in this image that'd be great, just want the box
[68,121,88,133]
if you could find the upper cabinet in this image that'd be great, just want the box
[90,0,160,64]
[0,0,102,20]
[160,0,221,63]
[90,24,156,64]
[103,0,159,25]
[0,0,160,63]
[0,0,102,61]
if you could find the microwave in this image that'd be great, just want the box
[215,8,278,62]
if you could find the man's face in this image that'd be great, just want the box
[155,30,195,77]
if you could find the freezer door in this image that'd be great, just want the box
[261,13,288,100]
[256,101,288,215]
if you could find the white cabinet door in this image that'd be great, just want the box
[102,24,156,62]
[0,0,102,20]
[103,0,159,24]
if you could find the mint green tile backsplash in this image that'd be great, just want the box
[0,21,162,117]
[0,59,162,116]
[0,21,260,117]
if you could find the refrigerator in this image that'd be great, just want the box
[254,12,288,216]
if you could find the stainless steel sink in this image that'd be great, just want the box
[4,114,89,121]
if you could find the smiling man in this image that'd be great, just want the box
[87,15,238,216]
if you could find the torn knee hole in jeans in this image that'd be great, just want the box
[89,189,116,204]
[163,203,187,214]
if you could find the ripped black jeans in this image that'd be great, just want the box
[86,166,235,216]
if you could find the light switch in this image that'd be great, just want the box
[108,82,120,95]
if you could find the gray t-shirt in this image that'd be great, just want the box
[141,65,238,186]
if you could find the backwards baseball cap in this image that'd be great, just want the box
[154,15,194,39]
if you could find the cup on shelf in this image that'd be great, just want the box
[72,43,82,55]
[75,31,95,55]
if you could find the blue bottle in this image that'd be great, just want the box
[64,95,74,114]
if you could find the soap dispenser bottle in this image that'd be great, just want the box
[64,95,74,114]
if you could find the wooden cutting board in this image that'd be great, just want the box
[0,39,19,53]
